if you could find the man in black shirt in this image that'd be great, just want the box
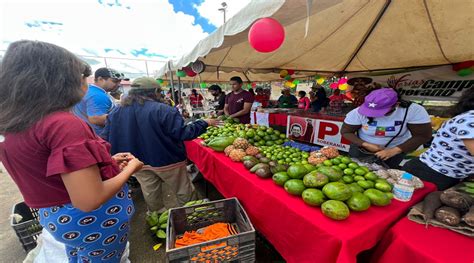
[209,84,226,115]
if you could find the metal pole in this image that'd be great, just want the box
[224,9,226,23]
[145,60,149,77]
[177,76,182,106]
[168,61,176,103]
[104,57,108,68]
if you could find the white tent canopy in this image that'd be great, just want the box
[157,0,474,82]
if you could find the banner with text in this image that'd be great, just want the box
[312,119,351,152]
[349,65,474,101]
[287,116,350,152]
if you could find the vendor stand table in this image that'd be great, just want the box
[370,217,474,263]
[185,140,436,263]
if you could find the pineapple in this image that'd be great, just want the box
[224,145,236,156]
[233,138,249,150]
[245,146,260,156]
[229,149,246,162]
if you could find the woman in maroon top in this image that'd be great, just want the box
[0,40,143,262]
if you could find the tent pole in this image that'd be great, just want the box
[341,0,392,73]
[168,61,177,103]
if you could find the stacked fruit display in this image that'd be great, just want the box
[200,123,288,149]
[272,147,394,220]
[199,124,396,221]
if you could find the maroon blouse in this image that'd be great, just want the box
[0,111,120,208]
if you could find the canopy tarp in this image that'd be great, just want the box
[157,0,474,81]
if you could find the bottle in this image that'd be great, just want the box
[393,173,415,202]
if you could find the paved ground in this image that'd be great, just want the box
[0,164,27,263]
[0,164,283,262]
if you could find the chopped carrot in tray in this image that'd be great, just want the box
[175,222,237,248]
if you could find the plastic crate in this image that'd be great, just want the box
[166,198,255,263]
[10,202,43,252]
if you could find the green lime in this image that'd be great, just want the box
[338,163,348,169]
[323,160,333,166]
[280,134,286,139]
[348,162,359,169]
[341,157,352,164]
[332,166,343,172]
[246,131,255,138]
[343,168,354,175]
[331,158,341,165]
[361,166,370,173]
[354,168,366,176]
[257,131,265,137]
[364,172,378,181]
[342,175,354,184]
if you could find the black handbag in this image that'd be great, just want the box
[349,103,412,167]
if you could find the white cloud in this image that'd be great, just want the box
[194,0,251,27]
[0,0,209,59]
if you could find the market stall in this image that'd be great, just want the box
[369,217,474,263]
[184,139,436,263]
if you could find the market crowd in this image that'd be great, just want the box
[0,40,472,262]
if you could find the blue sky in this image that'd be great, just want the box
[0,0,249,75]
[169,0,217,33]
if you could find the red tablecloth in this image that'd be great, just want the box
[185,140,437,263]
[370,217,474,263]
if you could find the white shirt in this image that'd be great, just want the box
[420,110,474,178]
[344,103,431,147]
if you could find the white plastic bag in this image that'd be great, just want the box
[24,231,131,263]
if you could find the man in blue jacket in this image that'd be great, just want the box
[102,77,216,212]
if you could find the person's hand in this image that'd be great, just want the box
[375,147,402,160]
[362,142,384,153]
[204,119,219,126]
[112,152,135,163]
[123,158,144,173]
[112,153,136,170]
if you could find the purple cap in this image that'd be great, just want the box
[358,88,398,117]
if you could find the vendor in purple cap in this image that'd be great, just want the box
[341,88,432,168]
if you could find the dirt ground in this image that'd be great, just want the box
[0,164,283,263]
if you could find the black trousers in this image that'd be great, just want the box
[348,145,405,169]
[402,158,461,190]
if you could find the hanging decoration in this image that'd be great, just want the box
[248,18,285,53]
[176,70,186,77]
[200,82,207,89]
[156,78,164,84]
[338,83,349,90]
[329,82,339,89]
[452,60,474,77]
[183,67,197,77]
[280,69,288,77]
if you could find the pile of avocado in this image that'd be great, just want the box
[272,156,393,220]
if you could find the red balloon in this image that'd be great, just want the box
[251,82,257,87]
[183,67,197,77]
[287,69,295,75]
[248,18,285,53]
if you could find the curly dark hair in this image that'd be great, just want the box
[0,40,89,133]
[451,87,474,116]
